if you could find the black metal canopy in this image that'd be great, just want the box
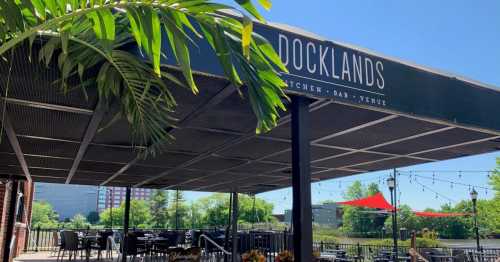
[1,22,499,194]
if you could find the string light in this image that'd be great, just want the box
[398,172,493,191]
[413,179,457,204]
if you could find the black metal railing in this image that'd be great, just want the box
[25,227,500,261]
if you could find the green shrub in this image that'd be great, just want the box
[365,238,441,248]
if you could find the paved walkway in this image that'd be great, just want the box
[15,252,116,262]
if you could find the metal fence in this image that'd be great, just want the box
[314,242,500,261]
[25,228,500,261]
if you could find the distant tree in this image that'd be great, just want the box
[491,158,500,198]
[199,193,231,227]
[343,181,364,200]
[99,200,151,228]
[195,193,276,228]
[99,206,122,228]
[238,195,275,223]
[66,214,90,229]
[341,182,387,236]
[432,203,471,239]
[384,204,419,232]
[150,190,168,228]
[86,211,100,224]
[31,201,59,228]
[168,190,189,229]
[189,202,204,229]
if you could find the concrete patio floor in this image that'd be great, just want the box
[15,252,117,262]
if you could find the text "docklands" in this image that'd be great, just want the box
[278,34,385,90]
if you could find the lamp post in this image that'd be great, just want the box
[470,189,480,252]
[387,174,398,262]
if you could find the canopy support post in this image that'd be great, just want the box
[2,179,19,262]
[231,192,239,262]
[291,96,313,261]
[122,186,131,262]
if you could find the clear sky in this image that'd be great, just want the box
[184,0,500,213]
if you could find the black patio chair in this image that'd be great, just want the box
[91,231,114,260]
[57,231,85,261]
[119,233,148,262]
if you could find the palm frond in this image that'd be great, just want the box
[0,0,289,155]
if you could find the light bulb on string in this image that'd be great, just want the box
[450,182,453,189]
[432,172,435,184]
[458,171,462,179]
[435,193,438,199]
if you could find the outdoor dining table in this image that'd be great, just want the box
[80,234,100,262]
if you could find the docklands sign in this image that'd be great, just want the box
[276,33,387,107]
[156,21,500,132]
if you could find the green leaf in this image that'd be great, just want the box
[44,0,60,17]
[258,0,272,10]
[30,0,46,20]
[234,0,265,22]
[150,9,161,75]
[60,31,69,54]
[86,9,115,51]
[241,15,252,60]
[253,34,288,73]
[126,7,143,48]
[163,11,197,92]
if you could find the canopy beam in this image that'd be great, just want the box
[1,113,31,182]
[66,100,106,184]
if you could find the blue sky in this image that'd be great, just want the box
[184,0,500,213]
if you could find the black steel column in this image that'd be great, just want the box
[291,96,313,261]
[231,192,239,262]
[122,186,131,262]
[3,180,19,262]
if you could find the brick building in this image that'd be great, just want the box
[0,179,34,262]
[98,186,153,212]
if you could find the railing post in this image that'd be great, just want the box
[35,226,41,252]
[320,241,324,252]
[357,242,361,261]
